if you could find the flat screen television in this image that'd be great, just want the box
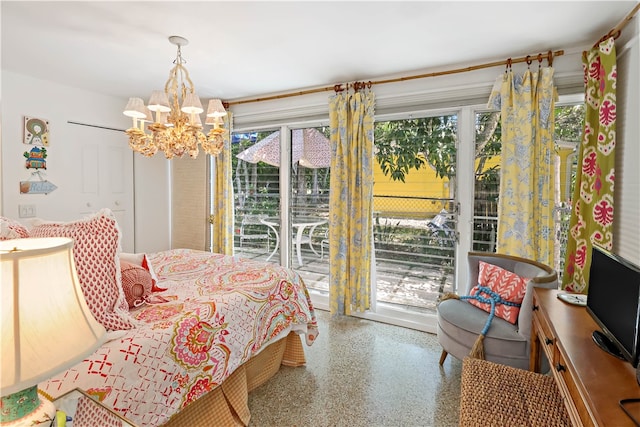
[586,246,640,367]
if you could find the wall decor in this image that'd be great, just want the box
[23,146,47,170]
[23,116,49,146]
[20,172,57,195]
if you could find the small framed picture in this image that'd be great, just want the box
[23,116,50,146]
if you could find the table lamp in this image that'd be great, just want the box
[1,237,108,426]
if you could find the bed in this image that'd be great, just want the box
[1,210,318,427]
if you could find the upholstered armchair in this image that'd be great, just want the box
[437,252,558,370]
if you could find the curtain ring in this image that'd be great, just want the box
[526,55,532,68]
[547,50,553,67]
[506,58,512,73]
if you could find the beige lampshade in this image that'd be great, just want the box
[181,92,204,114]
[0,237,107,396]
[148,90,171,113]
[123,97,147,119]
[206,99,227,118]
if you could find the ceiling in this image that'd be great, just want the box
[2,1,637,104]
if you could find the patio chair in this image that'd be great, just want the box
[437,252,558,370]
[319,228,329,259]
[239,214,271,250]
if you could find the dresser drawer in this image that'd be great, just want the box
[553,345,594,427]
[532,295,557,363]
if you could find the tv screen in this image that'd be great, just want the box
[586,246,640,366]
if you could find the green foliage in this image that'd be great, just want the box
[555,104,585,142]
[374,114,502,183]
[374,116,457,182]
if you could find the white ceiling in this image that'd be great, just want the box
[2,1,637,103]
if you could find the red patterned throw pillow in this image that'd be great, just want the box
[29,209,136,331]
[120,260,153,308]
[0,216,30,240]
[467,261,528,324]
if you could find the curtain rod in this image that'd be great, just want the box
[593,2,640,47]
[226,49,564,107]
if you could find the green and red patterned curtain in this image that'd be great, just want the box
[562,37,617,293]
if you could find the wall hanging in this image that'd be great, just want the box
[23,116,49,146]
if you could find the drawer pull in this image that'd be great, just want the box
[556,363,566,372]
[545,337,553,345]
[533,304,539,311]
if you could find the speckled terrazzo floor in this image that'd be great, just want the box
[248,309,462,427]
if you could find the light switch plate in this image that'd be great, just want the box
[18,204,36,218]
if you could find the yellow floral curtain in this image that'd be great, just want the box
[487,65,557,266]
[562,38,617,293]
[211,113,234,255]
[328,88,375,315]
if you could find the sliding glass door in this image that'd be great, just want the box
[231,117,460,318]
[372,114,459,313]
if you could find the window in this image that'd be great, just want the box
[471,104,585,277]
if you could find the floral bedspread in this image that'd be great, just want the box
[41,249,318,426]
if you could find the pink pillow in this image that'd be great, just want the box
[29,209,136,331]
[0,216,30,240]
[120,252,166,292]
[120,260,153,308]
[468,261,528,324]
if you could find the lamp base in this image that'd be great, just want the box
[0,386,56,426]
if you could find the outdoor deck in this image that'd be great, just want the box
[234,243,455,313]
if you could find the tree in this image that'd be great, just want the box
[554,104,585,142]
[374,113,501,183]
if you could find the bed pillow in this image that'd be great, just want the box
[120,252,166,292]
[0,216,30,240]
[120,260,153,308]
[467,261,528,324]
[29,209,136,331]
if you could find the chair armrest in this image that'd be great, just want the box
[517,272,558,342]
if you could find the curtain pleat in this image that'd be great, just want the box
[211,113,234,255]
[487,66,557,266]
[562,38,617,293]
[328,90,375,315]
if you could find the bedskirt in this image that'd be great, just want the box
[162,332,305,427]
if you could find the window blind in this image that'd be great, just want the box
[613,21,640,265]
[171,155,209,251]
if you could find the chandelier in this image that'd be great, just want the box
[123,36,227,159]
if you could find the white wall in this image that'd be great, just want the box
[1,71,171,252]
[133,154,172,253]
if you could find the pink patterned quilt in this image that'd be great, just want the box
[40,249,318,426]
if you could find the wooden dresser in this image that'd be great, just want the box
[530,288,640,426]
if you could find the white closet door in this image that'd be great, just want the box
[76,125,134,252]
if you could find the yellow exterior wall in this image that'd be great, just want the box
[372,155,500,218]
[372,151,569,219]
[373,161,449,217]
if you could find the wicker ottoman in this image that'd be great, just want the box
[459,357,570,427]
